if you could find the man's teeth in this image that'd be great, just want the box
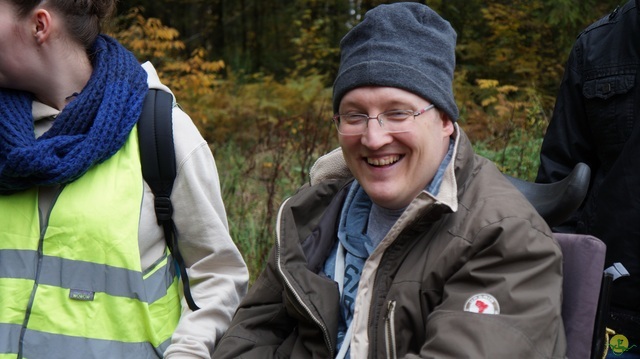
[368,155,400,166]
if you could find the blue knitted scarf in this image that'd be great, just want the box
[0,35,148,193]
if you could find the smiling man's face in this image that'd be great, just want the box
[337,86,454,209]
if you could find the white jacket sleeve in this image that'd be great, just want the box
[162,105,249,358]
[139,62,248,358]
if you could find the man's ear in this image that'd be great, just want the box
[439,112,455,136]
[33,9,53,45]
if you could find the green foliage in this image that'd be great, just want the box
[208,75,338,280]
[108,7,224,105]
[290,9,341,78]
[474,132,544,182]
[215,141,276,281]
[454,71,550,180]
[108,7,185,64]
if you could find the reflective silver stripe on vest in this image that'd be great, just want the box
[0,250,37,279]
[0,324,20,354]
[0,249,175,304]
[0,323,170,359]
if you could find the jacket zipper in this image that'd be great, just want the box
[18,185,65,359]
[275,198,334,356]
[385,300,397,359]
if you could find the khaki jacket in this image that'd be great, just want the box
[214,127,566,358]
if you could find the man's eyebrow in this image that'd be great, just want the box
[339,99,414,111]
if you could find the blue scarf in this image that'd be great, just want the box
[323,182,373,357]
[0,35,148,193]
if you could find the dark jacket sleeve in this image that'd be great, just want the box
[414,217,566,358]
[212,248,296,359]
[214,182,346,358]
[536,42,597,232]
[537,43,597,184]
[213,239,340,359]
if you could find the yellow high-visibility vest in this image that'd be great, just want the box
[0,128,181,359]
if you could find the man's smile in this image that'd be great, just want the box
[366,155,402,167]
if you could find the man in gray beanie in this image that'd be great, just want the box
[333,2,459,122]
[214,3,566,358]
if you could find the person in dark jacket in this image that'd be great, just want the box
[215,3,566,358]
[536,1,640,357]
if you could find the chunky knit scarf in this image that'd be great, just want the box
[0,35,148,193]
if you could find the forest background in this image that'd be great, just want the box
[109,0,621,280]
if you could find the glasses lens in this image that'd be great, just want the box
[379,110,414,133]
[337,114,367,135]
[334,109,419,135]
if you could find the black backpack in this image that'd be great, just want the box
[137,89,199,311]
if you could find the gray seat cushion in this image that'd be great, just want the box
[554,233,606,359]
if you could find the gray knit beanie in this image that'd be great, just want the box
[333,2,459,122]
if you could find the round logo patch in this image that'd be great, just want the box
[609,334,632,355]
[464,293,500,315]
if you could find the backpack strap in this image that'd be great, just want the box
[138,89,200,311]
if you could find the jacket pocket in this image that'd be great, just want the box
[385,300,397,359]
[583,74,635,100]
[582,73,636,148]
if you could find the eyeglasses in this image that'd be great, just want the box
[332,104,435,136]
